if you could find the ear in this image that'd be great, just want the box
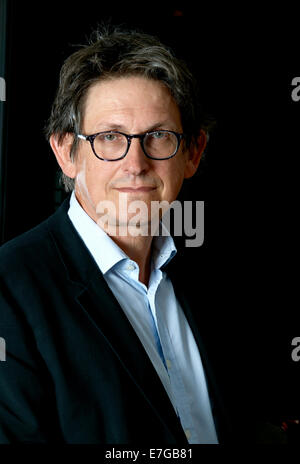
[184,129,207,179]
[50,133,77,178]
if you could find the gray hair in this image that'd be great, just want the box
[45,25,215,192]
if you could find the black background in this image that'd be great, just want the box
[1,0,300,443]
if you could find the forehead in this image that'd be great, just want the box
[82,76,182,130]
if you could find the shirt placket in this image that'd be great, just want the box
[155,304,196,442]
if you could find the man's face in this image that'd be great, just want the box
[71,76,198,232]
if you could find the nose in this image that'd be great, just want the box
[121,137,150,176]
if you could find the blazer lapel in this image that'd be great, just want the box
[47,198,188,443]
[163,250,234,443]
[76,273,187,442]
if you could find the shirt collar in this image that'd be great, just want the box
[67,191,177,275]
[151,222,177,270]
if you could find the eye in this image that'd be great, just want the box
[151,131,166,139]
[102,133,118,142]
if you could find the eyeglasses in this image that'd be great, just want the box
[77,130,184,161]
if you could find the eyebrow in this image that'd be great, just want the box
[92,121,178,133]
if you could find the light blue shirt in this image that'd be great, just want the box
[68,191,218,444]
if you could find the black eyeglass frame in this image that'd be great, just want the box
[77,130,185,161]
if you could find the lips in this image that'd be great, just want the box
[115,186,156,193]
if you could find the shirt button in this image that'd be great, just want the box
[185,429,191,440]
[166,359,172,369]
[126,263,135,271]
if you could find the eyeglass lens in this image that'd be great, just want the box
[93,131,178,160]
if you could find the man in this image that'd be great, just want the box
[0,26,248,444]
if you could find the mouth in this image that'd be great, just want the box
[115,186,157,193]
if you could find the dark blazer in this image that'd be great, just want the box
[0,196,278,444]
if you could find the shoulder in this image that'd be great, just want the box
[0,197,75,328]
[0,217,52,274]
[0,197,71,278]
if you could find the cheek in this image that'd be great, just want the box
[75,155,102,199]
[76,153,99,185]
[160,159,186,197]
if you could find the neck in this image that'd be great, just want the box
[74,190,154,287]
[109,232,154,287]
